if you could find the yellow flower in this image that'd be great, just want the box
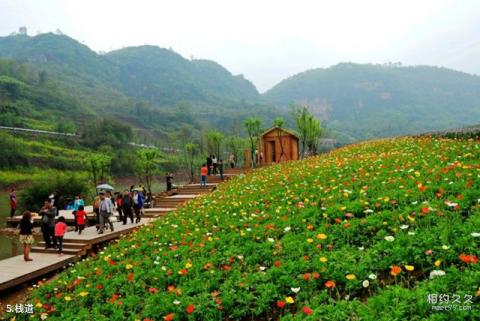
[405,265,415,271]
[434,260,441,267]
[319,257,328,263]
[78,291,89,297]
[185,262,192,269]
[316,233,327,240]
[346,274,356,280]
[125,264,133,270]
[285,296,295,304]
[306,238,314,243]
[36,302,43,308]
[64,296,72,301]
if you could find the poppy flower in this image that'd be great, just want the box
[405,265,415,271]
[186,304,195,314]
[148,287,159,294]
[390,265,402,276]
[127,272,134,282]
[346,274,356,280]
[285,296,295,304]
[421,207,430,214]
[164,313,174,321]
[302,307,313,315]
[303,273,311,281]
[325,280,336,288]
[459,254,479,264]
[277,301,285,308]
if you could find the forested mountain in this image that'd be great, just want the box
[0,33,276,142]
[264,63,480,143]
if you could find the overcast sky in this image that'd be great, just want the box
[1,0,479,92]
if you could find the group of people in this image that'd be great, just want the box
[200,154,236,187]
[16,185,150,261]
[19,199,68,261]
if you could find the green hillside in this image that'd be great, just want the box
[19,136,480,320]
[264,63,480,143]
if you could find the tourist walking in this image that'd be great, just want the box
[166,172,174,192]
[98,192,114,234]
[228,153,235,169]
[212,155,218,175]
[55,216,67,255]
[132,190,143,223]
[49,190,60,215]
[39,199,57,249]
[219,159,224,180]
[206,155,213,176]
[74,205,87,235]
[72,194,84,232]
[200,164,208,188]
[19,211,34,261]
[93,194,101,230]
[115,193,123,222]
[122,191,134,224]
[9,188,17,218]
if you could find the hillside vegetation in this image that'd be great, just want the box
[22,136,480,320]
[264,63,480,143]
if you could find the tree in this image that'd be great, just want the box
[273,117,286,161]
[225,136,247,167]
[293,105,323,157]
[184,142,199,183]
[85,154,112,188]
[135,148,161,193]
[206,130,224,159]
[244,117,262,168]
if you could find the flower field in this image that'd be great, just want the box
[18,137,480,320]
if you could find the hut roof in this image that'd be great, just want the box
[261,126,299,139]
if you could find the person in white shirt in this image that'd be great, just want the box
[98,192,114,234]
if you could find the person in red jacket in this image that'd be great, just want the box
[200,164,208,188]
[74,205,88,234]
[55,216,67,255]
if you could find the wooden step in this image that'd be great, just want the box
[37,241,90,249]
[31,246,85,256]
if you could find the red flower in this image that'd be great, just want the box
[108,259,116,266]
[186,304,195,314]
[325,280,336,288]
[148,287,159,293]
[108,294,120,303]
[312,272,320,279]
[421,207,430,214]
[276,301,286,308]
[303,273,311,281]
[274,260,281,267]
[302,306,313,315]
[127,272,134,282]
[459,254,479,264]
[223,265,231,271]
[164,313,174,321]
[96,284,104,290]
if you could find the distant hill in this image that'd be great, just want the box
[263,63,480,143]
[0,33,277,141]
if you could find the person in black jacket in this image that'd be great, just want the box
[206,155,213,176]
[121,191,134,225]
[19,211,34,261]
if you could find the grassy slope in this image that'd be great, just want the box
[21,136,480,320]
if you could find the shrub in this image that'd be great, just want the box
[20,172,89,212]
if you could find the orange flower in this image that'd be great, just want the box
[421,207,430,214]
[325,280,336,288]
[459,254,479,264]
[390,265,402,276]
[276,301,286,308]
[186,304,195,314]
[127,272,134,282]
[164,313,174,321]
[302,306,313,315]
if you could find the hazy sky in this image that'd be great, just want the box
[1,0,479,92]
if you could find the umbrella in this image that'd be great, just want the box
[96,183,114,191]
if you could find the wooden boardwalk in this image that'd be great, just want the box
[0,169,243,295]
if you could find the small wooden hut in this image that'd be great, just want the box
[245,127,299,168]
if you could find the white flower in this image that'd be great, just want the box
[408,231,416,236]
[284,226,291,232]
[173,300,181,305]
[237,255,244,260]
[362,280,370,288]
[358,246,365,251]
[364,209,374,214]
[400,225,409,230]
[259,266,267,271]
[471,232,480,238]
[291,287,301,293]
[429,270,446,279]
[368,274,377,280]
[411,201,418,205]
[384,236,395,242]
[442,245,450,250]
[161,266,167,271]
[267,238,275,242]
